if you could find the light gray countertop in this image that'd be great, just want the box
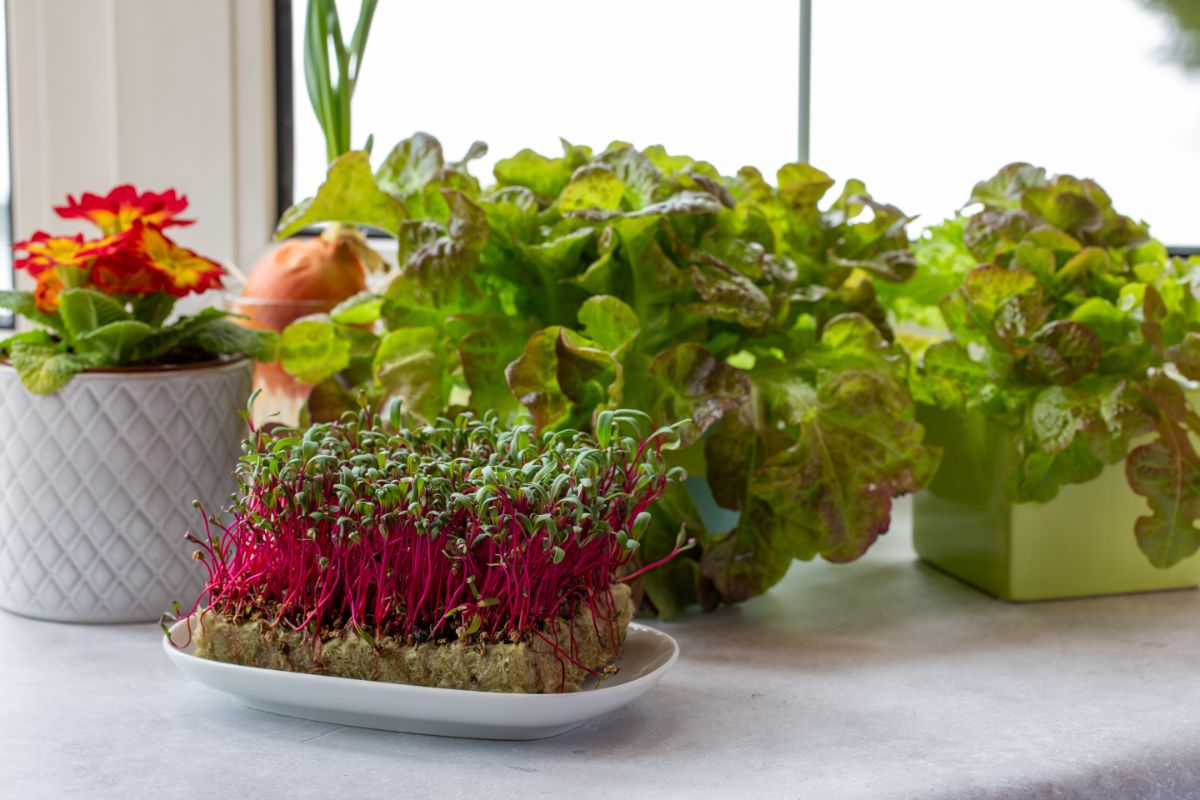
[3,497,1200,800]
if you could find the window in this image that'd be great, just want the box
[279,1,1199,249]
[810,0,1200,249]
[282,0,800,214]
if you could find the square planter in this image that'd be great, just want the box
[913,404,1200,601]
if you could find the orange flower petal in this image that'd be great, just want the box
[136,225,224,296]
[54,185,193,236]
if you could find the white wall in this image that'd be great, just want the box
[7,0,277,311]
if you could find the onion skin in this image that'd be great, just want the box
[239,233,368,332]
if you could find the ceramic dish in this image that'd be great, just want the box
[163,618,678,740]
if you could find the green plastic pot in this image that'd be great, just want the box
[913,404,1200,601]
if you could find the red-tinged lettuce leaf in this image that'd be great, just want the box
[956,265,1044,329]
[555,328,620,408]
[577,294,639,356]
[522,227,594,277]
[505,327,570,431]
[912,339,989,410]
[648,342,752,447]
[1167,332,1200,380]
[686,254,772,328]
[747,368,939,565]
[375,132,444,202]
[1129,433,1200,568]
[625,191,725,219]
[279,316,352,385]
[1020,320,1102,385]
[1126,375,1200,567]
[1029,385,1098,454]
[493,141,590,200]
[638,481,719,618]
[458,321,527,419]
[596,144,662,210]
[703,407,757,511]
[803,312,908,382]
[277,151,407,238]
[776,162,835,206]
[615,216,697,351]
[373,326,450,422]
[969,162,1048,210]
[701,497,801,603]
[1009,429,1106,503]
[306,377,360,424]
[505,326,621,430]
[383,190,491,321]
[556,164,625,213]
[1021,177,1104,237]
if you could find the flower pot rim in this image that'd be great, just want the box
[0,353,250,380]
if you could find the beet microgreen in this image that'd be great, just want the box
[173,404,690,673]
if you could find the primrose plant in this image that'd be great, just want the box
[0,186,276,393]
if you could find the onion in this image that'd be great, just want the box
[235,225,385,424]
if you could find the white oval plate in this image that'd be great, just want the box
[163,618,678,740]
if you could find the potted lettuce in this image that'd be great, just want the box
[893,163,1200,600]
[271,133,939,616]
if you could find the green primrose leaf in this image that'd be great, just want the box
[58,288,129,342]
[75,320,156,363]
[9,338,100,394]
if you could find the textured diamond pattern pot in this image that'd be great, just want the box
[0,358,252,623]
[913,404,1200,601]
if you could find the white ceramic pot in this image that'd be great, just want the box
[0,358,252,623]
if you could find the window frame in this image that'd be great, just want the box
[0,0,14,331]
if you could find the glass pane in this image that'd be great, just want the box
[290,0,800,200]
[810,0,1200,246]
